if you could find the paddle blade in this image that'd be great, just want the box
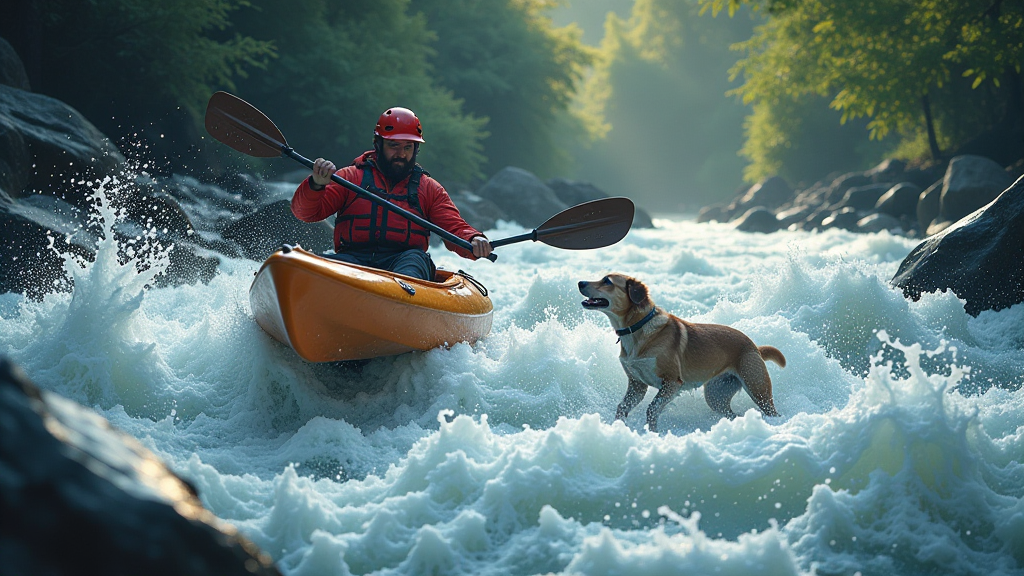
[204,91,287,158]
[535,197,635,250]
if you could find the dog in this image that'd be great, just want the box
[579,273,785,432]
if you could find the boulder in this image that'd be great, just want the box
[938,155,1015,224]
[857,213,903,233]
[0,357,281,575]
[874,182,923,219]
[221,199,334,261]
[476,167,567,227]
[735,176,793,212]
[825,172,873,205]
[820,207,860,231]
[916,180,943,233]
[837,183,891,212]
[546,177,654,228]
[447,188,506,232]
[0,113,31,195]
[733,207,781,233]
[892,175,1024,316]
[0,84,124,202]
[0,36,30,90]
[696,203,727,223]
[864,158,906,182]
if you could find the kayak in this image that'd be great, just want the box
[249,247,493,362]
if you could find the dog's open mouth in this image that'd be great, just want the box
[581,297,609,309]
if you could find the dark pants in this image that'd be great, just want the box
[325,247,436,281]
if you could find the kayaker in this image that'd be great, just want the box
[291,107,492,280]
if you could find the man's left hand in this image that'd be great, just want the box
[471,236,492,260]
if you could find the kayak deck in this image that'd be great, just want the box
[250,247,493,362]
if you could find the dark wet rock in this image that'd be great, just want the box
[0,84,124,202]
[874,182,923,219]
[892,176,1024,316]
[0,112,30,195]
[0,36,30,90]
[222,199,334,261]
[734,176,793,213]
[938,155,1015,224]
[696,203,727,223]
[733,207,780,233]
[825,172,873,205]
[475,167,568,228]
[821,207,860,231]
[837,183,892,212]
[856,213,903,233]
[0,357,282,576]
[917,180,942,233]
[864,158,906,182]
[546,177,654,228]
[447,188,506,232]
[776,205,815,228]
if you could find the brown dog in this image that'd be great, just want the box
[579,273,786,432]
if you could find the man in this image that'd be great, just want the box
[291,106,492,280]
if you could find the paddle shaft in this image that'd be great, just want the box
[282,147,497,262]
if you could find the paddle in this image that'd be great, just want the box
[204,91,635,260]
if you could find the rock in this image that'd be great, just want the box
[696,203,727,223]
[837,183,891,211]
[939,155,1015,224]
[825,172,873,205]
[857,212,903,233]
[892,175,1024,316]
[447,188,506,231]
[736,176,793,212]
[733,207,781,233]
[865,158,906,182]
[0,113,31,196]
[546,177,654,228]
[821,207,860,231]
[0,36,30,90]
[776,205,815,228]
[476,167,568,227]
[221,199,334,261]
[0,84,124,203]
[917,180,942,233]
[874,182,923,219]
[0,357,281,575]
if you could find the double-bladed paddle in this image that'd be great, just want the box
[204,91,634,261]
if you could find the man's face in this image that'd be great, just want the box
[380,138,417,181]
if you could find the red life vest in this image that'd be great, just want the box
[334,162,430,251]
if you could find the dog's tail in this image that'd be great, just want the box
[758,346,786,368]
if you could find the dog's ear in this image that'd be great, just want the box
[626,279,649,305]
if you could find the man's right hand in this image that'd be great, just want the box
[311,158,337,188]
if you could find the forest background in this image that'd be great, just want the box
[3,0,1022,213]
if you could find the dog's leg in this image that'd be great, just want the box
[703,373,741,418]
[736,352,779,417]
[616,378,648,421]
[646,380,682,433]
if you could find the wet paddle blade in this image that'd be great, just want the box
[535,197,635,250]
[204,91,287,158]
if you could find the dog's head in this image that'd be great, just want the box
[578,273,652,321]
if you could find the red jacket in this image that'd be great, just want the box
[291,151,483,259]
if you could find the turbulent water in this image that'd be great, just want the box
[2,178,1023,576]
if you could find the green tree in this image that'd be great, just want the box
[702,0,1024,172]
[16,0,274,152]
[413,0,596,179]
[568,0,757,210]
[230,0,487,185]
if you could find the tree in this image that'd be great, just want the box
[701,0,1024,171]
[413,0,595,179]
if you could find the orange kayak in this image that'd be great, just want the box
[249,247,493,362]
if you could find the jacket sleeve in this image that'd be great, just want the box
[290,167,359,222]
[420,178,485,260]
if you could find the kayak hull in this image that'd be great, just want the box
[249,248,493,362]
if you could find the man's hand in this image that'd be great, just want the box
[471,236,492,259]
[311,158,337,188]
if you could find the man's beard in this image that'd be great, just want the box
[379,147,417,182]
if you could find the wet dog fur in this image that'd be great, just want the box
[579,273,786,432]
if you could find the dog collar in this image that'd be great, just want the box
[616,308,658,337]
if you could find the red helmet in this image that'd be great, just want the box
[374,107,425,142]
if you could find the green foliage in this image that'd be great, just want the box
[413,0,596,179]
[569,0,756,209]
[229,0,487,185]
[29,0,275,135]
[701,0,1024,178]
